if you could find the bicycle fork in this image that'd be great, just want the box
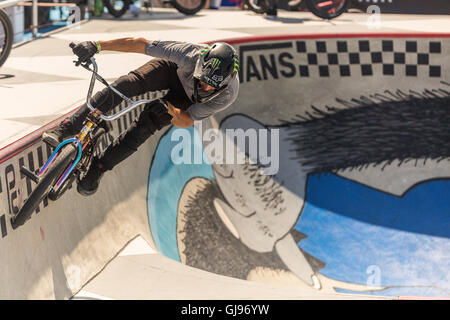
[21,117,98,194]
[21,138,83,191]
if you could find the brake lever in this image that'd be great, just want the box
[69,42,92,68]
[72,59,92,70]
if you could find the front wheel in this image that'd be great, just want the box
[305,0,348,19]
[11,145,77,229]
[104,0,131,18]
[0,9,14,67]
[171,0,206,15]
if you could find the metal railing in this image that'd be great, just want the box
[1,0,38,38]
[0,0,22,9]
[1,0,79,40]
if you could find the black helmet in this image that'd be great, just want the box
[192,42,239,103]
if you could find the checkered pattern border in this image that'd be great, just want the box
[295,39,442,78]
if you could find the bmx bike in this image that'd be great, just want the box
[0,7,13,67]
[10,42,154,229]
[104,0,207,18]
[245,0,349,19]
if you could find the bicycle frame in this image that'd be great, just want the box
[38,57,153,192]
[83,58,151,121]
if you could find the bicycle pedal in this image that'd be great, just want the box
[42,135,59,149]
[20,166,40,184]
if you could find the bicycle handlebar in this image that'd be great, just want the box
[69,42,152,122]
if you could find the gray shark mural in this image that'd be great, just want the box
[147,36,450,297]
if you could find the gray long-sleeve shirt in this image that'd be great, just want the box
[145,40,239,121]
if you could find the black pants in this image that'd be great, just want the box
[67,58,193,171]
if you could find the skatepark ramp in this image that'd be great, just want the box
[0,33,448,299]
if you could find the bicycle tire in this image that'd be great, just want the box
[48,173,76,201]
[11,145,78,229]
[0,9,14,67]
[245,0,267,14]
[305,0,348,19]
[104,0,130,18]
[171,0,206,15]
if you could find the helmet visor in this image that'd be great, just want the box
[193,78,227,103]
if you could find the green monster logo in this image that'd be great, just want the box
[211,58,221,69]
[200,46,239,74]
[200,46,211,55]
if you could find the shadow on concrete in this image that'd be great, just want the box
[5,115,65,126]
[263,16,313,23]
[0,74,15,80]
[92,9,202,22]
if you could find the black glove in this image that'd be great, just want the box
[147,100,173,130]
[71,41,98,64]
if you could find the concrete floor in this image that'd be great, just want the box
[1,8,449,149]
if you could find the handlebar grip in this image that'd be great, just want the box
[69,42,82,66]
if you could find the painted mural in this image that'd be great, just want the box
[147,36,450,298]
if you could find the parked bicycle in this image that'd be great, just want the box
[104,0,207,18]
[10,43,154,228]
[245,0,349,19]
[0,7,13,67]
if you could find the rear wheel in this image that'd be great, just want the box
[104,0,130,18]
[171,0,206,15]
[305,0,348,19]
[0,9,13,67]
[11,145,78,229]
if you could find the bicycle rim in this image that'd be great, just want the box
[111,0,126,11]
[306,0,347,19]
[171,0,206,15]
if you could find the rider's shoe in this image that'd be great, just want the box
[77,159,105,196]
[42,119,77,148]
[265,7,278,19]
